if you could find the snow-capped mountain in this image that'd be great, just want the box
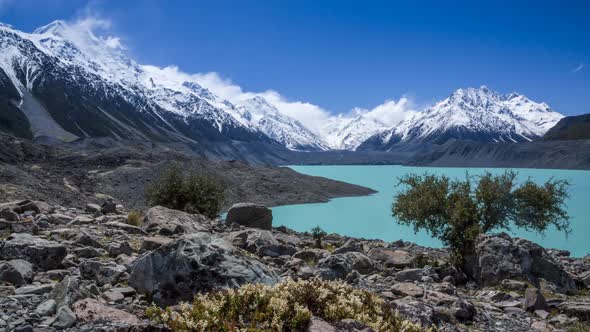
[236,96,328,151]
[357,86,564,151]
[320,115,396,150]
[0,20,327,153]
[0,21,567,156]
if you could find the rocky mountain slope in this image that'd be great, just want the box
[357,86,564,151]
[543,114,590,141]
[0,134,374,210]
[0,199,588,331]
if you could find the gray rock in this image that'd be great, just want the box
[79,260,127,286]
[464,233,576,292]
[0,259,33,286]
[101,199,117,214]
[49,213,73,224]
[367,248,414,268]
[523,288,549,311]
[451,299,476,321]
[53,229,101,248]
[129,232,279,305]
[292,249,330,264]
[224,229,278,253]
[317,252,377,280]
[0,207,19,221]
[109,286,136,296]
[53,306,76,329]
[0,233,67,270]
[72,246,105,258]
[534,309,550,319]
[103,290,124,303]
[50,276,88,308]
[68,215,94,225]
[15,283,53,295]
[85,204,101,214]
[393,298,436,327]
[106,242,133,257]
[143,205,209,235]
[557,301,590,321]
[256,244,298,258]
[13,325,33,332]
[140,236,173,252]
[308,316,336,332]
[35,299,57,316]
[332,239,364,254]
[225,203,272,230]
[391,282,424,297]
[395,267,438,282]
[501,279,528,292]
[104,221,146,235]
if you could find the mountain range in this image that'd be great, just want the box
[0,20,576,161]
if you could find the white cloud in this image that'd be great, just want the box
[349,98,417,127]
[572,63,584,73]
[102,35,124,49]
[181,70,414,134]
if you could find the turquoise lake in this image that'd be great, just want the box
[272,165,590,257]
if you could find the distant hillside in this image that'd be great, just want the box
[543,114,590,141]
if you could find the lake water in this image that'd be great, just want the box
[272,165,590,257]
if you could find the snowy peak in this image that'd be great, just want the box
[236,96,328,151]
[358,86,564,150]
[33,20,68,35]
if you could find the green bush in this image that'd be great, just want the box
[568,323,590,332]
[392,171,570,268]
[145,164,225,219]
[146,278,431,332]
[311,226,327,248]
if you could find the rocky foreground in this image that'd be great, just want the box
[0,199,589,331]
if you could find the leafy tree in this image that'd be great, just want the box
[311,226,327,248]
[392,170,570,268]
[145,164,225,219]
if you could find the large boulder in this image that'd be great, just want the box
[0,233,67,270]
[317,252,377,280]
[464,233,576,293]
[79,260,127,286]
[225,203,272,230]
[129,232,279,305]
[367,248,414,268]
[143,206,210,235]
[72,298,142,326]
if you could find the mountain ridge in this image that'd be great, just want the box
[0,20,572,159]
[357,86,564,151]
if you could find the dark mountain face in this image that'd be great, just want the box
[543,114,590,141]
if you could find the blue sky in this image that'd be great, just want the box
[1,0,588,116]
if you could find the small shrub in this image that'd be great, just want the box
[568,323,590,332]
[127,210,143,226]
[145,164,225,219]
[311,226,327,248]
[324,243,336,253]
[146,278,431,332]
[413,253,439,268]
